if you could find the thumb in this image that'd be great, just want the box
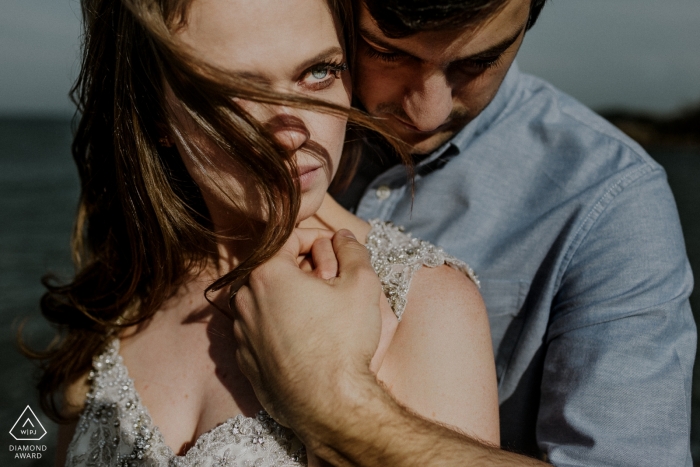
[332,229,374,279]
[275,228,335,265]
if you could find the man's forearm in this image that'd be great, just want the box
[306,375,547,467]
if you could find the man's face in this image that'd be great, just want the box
[355,0,531,154]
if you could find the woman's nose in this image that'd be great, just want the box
[266,113,310,152]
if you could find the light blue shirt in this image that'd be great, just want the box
[351,63,696,466]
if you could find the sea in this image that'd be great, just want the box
[0,118,698,466]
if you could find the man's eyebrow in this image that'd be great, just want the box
[236,46,344,83]
[358,26,417,58]
[359,23,526,62]
[465,25,525,60]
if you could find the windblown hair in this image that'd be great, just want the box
[364,0,548,38]
[24,0,409,422]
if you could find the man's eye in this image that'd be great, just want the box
[456,55,504,72]
[365,47,402,63]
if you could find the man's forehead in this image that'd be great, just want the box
[358,0,530,62]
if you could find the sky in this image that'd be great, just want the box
[518,0,700,114]
[1,0,699,116]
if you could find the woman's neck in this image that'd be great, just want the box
[209,193,371,275]
[298,193,371,244]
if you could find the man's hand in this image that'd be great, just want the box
[232,229,383,431]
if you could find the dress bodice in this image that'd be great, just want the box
[65,220,477,467]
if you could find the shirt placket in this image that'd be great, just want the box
[356,142,458,221]
[356,169,407,221]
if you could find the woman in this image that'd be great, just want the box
[30,0,499,464]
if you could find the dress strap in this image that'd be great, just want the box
[365,220,479,321]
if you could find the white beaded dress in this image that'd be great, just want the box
[64,220,478,467]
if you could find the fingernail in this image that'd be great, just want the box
[339,229,356,240]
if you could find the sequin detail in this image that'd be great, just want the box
[365,219,479,321]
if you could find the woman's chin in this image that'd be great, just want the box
[296,188,328,224]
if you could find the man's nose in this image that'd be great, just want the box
[403,71,453,132]
[266,112,310,152]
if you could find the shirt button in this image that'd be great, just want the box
[376,185,391,200]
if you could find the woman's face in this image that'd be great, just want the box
[172,0,351,229]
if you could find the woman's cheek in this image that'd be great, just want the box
[327,115,349,179]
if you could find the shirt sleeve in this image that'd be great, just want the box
[538,166,696,466]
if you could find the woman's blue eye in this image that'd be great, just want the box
[301,63,347,90]
[311,67,329,80]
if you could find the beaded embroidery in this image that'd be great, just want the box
[65,220,478,466]
[365,219,479,321]
[64,340,306,467]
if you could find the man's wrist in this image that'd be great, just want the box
[297,369,465,466]
[298,371,547,467]
[289,368,397,465]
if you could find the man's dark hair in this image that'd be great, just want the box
[364,0,548,38]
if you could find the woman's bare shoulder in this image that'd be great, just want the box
[396,264,490,365]
[409,263,484,323]
[379,263,500,445]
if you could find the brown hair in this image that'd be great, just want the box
[363,0,548,38]
[23,0,410,422]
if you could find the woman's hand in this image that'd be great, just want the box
[297,229,338,279]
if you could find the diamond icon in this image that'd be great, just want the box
[9,406,47,441]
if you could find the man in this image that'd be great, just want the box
[233,0,696,465]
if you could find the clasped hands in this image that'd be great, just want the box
[231,228,397,440]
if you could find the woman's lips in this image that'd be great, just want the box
[296,165,323,191]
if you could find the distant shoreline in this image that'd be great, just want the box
[2,105,699,151]
[600,104,700,149]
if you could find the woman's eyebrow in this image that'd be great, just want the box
[296,46,345,71]
[234,46,344,83]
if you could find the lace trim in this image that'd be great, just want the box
[366,219,479,321]
[65,339,306,467]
